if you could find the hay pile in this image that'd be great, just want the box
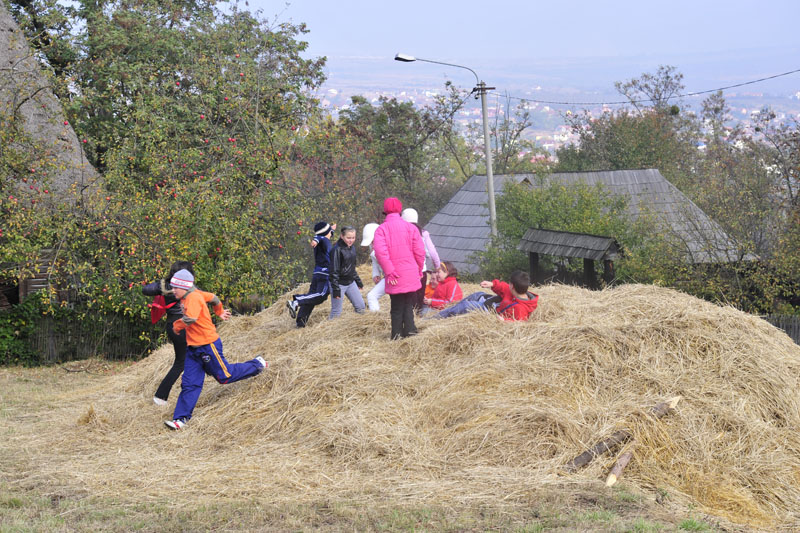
[12,280,800,529]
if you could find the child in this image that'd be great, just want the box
[434,270,538,321]
[361,222,386,312]
[401,208,441,312]
[164,269,266,430]
[287,221,334,328]
[141,260,194,406]
[423,261,462,311]
[329,226,366,318]
[373,197,425,340]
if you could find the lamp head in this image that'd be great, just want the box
[394,53,416,62]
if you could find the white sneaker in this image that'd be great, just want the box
[255,356,267,369]
[286,299,298,318]
[164,418,187,430]
[153,396,167,406]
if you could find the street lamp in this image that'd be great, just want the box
[394,53,497,237]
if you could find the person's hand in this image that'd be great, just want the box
[220,309,232,321]
[423,298,432,305]
[373,276,381,284]
[310,239,318,248]
[480,280,492,289]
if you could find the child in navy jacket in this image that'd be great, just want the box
[287,221,334,327]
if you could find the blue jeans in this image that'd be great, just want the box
[173,337,263,420]
[435,292,491,319]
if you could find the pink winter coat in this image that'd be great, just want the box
[373,213,425,295]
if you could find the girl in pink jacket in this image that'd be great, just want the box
[373,197,426,339]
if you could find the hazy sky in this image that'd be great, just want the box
[241,0,800,101]
[250,0,799,62]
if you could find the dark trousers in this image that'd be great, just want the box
[154,318,187,401]
[295,273,330,327]
[412,271,428,312]
[389,292,418,340]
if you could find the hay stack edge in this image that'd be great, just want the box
[36,281,800,528]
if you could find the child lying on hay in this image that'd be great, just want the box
[432,270,538,321]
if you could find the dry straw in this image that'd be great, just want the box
[9,277,800,529]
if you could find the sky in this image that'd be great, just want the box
[256,0,797,61]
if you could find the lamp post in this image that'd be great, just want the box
[394,53,497,237]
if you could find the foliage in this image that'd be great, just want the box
[2,0,333,321]
[336,88,470,222]
[0,294,43,366]
[554,66,800,313]
[474,177,660,283]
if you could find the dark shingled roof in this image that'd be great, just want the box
[518,229,622,261]
[424,169,743,274]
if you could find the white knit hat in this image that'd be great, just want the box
[401,208,418,224]
[170,269,194,290]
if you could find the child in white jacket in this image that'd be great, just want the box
[361,223,385,312]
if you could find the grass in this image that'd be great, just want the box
[0,362,753,532]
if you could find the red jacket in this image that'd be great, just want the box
[429,276,463,309]
[490,279,538,321]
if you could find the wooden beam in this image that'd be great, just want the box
[564,397,681,473]
[605,450,634,487]
[529,252,539,284]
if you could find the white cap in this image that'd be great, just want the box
[360,223,379,246]
[401,208,418,224]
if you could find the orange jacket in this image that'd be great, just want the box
[172,289,225,346]
[429,276,463,309]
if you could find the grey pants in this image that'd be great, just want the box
[329,281,366,319]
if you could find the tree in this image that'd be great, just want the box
[3,0,329,317]
[475,176,658,283]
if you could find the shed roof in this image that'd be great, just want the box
[424,169,743,274]
[518,228,622,261]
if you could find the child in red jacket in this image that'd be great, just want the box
[434,270,538,321]
[424,261,462,310]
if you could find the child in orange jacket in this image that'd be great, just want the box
[164,269,266,430]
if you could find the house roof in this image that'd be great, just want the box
[518,228,622,261]
[424,169,743,274]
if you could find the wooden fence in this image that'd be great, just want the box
[29,314,161,363]
[763,315,800,346]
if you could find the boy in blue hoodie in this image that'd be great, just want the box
[287,221,334,327]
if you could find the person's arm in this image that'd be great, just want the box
[411,228,425,275]
[422,231,441,270]
[141,280,163,297]
[491,279,511,298]
[373,226,397,284]
[198,290,227,318]
[370,250,382,283]
[330,245,342,298]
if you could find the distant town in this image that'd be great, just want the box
[312,56,800,156]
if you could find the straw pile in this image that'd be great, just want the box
[10,278,800,529]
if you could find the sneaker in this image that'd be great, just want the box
[153,396,167,406]
[164,418,187,430]
[286,299,298,319]
[255,356,268,369]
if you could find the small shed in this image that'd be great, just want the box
[517,228,622,288]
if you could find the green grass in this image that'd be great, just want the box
[679,517,711,531]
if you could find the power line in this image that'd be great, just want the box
[488,67,800,107]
